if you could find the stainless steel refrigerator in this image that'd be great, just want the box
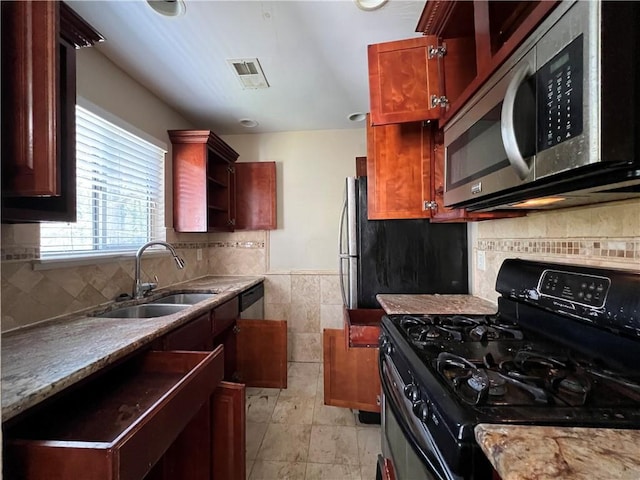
[339,176,468,309]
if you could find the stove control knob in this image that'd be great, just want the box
[413,400,430,423]
[403,383,420,402]
[382,340,393,356]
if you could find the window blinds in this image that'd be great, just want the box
[40,106,166,257]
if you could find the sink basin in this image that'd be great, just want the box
[149,293,217,305]
[95,304,189,318]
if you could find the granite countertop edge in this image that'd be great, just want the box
[475,423,640,479]
[376,293,497,315]
[1,275,264,422]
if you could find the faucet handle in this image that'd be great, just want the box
[140,279,158,296]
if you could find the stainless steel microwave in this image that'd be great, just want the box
[444,1,640,211]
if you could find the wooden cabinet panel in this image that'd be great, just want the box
[211,382,245,480]
[1,2,101,222]
[366,118,433,220]
[368,36,442,126]
[344,307,383,348]
[323,329,381,412]
[235,161,277,230]
[162,313,213,351]
[5,349,224,480]
[236,319,287,389]
[170,130,239,233]
[2,1,58,197]
[157,400,211,480]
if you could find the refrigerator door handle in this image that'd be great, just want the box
[339,195,349,306]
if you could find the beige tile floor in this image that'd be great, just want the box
[245,362,381,480]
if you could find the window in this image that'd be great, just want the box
[40,106,166,258]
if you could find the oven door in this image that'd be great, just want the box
[443,48,537,208]
[378,356,462,480]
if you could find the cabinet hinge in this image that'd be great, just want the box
[430,95,449,109]
[227,218,236,226]
[428,45,447,59]
[424,201,438,211]
[227,165,235,174]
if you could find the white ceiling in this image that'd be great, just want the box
[67,0,425,135]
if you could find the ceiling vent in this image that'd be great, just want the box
[227,58,269,89]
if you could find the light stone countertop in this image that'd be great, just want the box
[376,294,497,315]
[1,275,263,422]
[475,424,640,479]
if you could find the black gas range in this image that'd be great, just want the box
[377,259,640,480]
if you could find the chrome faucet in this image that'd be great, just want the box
[133,241,186,299]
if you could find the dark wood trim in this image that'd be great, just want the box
[473,1,492,75]
[60,2,104,48]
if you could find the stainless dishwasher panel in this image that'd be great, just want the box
[239,283,264,319]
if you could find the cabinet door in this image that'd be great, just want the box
[417,1,558,125]
[323,329,381,412]
[1,3,100,222]
[368,36,442,126]
[366,119,433,220]
[236,319,287,389]
[211,381,245,480]
[1,1,59,197]
[235,162,277,230]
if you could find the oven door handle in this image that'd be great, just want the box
[501,61,535,181]
[379,354,457,480]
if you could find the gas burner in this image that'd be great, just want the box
[438,315,483,328]
[468,323,523,341]
[468,370,507,397]
[401,315,463,347]
[437,352,555,405]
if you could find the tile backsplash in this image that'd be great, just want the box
[1,228,344,364]
[472,199,640,302]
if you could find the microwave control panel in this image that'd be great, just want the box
[537,35,583,152]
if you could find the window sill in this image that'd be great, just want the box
[32,250,172,271]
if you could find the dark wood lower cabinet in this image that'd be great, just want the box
[4,349,224,480]
[323,328,381,412]
[236,319,287,388]
[211,382,246,480]
[5,295,288,479]
[149,400,212,480]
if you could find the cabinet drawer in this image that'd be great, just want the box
[212,296,239,336]
[5,348,224,480]
[344,307,383,348]
[162,313,213,351]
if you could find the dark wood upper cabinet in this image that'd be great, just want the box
[170,130,277,232]
[416,0,559,125]
[366,118,434,220]
[368,1,558,127]
[368,36,442,126]
[169,130,239,233]
[235,161,277,230]
[1,1,102,222]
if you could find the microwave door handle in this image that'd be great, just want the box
[501,62,535,180]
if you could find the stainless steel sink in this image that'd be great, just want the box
[149,293,217,305]
[95,304,190,318]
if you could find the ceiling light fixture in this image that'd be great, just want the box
[239,119,259,128]
[147,0,186,17]
[354,0,388,11]
[348,112,367,122]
